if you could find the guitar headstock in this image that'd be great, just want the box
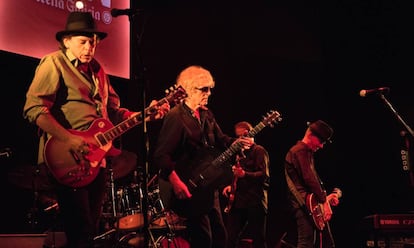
[262,110,283,128]
[165,85,188,105]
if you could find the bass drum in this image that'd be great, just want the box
[156,235,190,248]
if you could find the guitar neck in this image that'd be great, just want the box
[95,98,169,146]
[211,121,267,167]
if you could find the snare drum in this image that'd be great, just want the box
[117,213,144,231]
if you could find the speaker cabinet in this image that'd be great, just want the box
[360,214,414,248]
[0,234,47,248]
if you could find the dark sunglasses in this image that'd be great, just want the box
[195,86,212,93]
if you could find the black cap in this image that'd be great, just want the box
[308,120,334,143]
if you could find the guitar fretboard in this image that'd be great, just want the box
[211,111,281,167]
[93,85,187,146]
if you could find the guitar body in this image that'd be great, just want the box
[306,188,342,231]
[159,109,282,218]
[44,118,119,188]
[44,85,188,188]
[306,193,326,231]
[224,158,241,214]
[167,147,232,217]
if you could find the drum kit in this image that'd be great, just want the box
[95,154,189,248]
[6,150,189,247]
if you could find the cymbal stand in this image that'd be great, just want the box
[27,166,41,230]
[93,165,118,244]
[108,165,117,218]
[163,217,181,248]
[150,200,181,248]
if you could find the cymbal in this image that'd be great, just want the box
[149,224,187,231]
[7,163,54,191]
[110,150,137,179]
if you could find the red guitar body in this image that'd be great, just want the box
[44,118,120,188]
[43,85,187,188]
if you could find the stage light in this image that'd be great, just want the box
[75,1,84,9]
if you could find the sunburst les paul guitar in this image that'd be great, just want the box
[44,85,187,188]
[306,187,342,231]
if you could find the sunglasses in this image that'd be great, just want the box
[195,86,213,93]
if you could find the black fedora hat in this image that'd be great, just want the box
[56,12,107,41]
[307,120,334,143]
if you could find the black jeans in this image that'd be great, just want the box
[293,207,315,248]
[54,168,107,248]
[225,206,267,248]
[186,191,227,248]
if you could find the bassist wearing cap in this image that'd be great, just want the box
[282,120,341,248]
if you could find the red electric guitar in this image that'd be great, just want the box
[306,187,342,230]
[223,156,242,213]
[44,85,187,188]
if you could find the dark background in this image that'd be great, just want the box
[2,1,414,247]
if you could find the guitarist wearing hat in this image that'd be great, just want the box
[23,12,170,248]
[282,120,341,248]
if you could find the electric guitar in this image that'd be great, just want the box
[306,187,342,230]
[44,85,187,188]
[162,110,282,217]
[223,156,242,214]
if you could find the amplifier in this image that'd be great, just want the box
[0,234,46,248]
[360,214,414,248]
[363,214,414,230]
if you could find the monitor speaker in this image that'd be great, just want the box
[0,234,47,248]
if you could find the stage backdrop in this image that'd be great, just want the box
[0,0,130,79]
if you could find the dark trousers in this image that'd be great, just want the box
[187,192,227,248]
[225,206,267,248]
[294,207,315,248]
[292,208,335,248]
[54,168,107,248]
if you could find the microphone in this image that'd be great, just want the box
[110,8,140,17]
[359,87,390,97]
[0,147,12,158]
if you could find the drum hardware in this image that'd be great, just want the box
[96,172,189,247]
[93,228,117,241]
[147,184,188,248]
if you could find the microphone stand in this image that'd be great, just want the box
[379,94,414,137]
[123,2,151,246]
[379,93,414,186]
